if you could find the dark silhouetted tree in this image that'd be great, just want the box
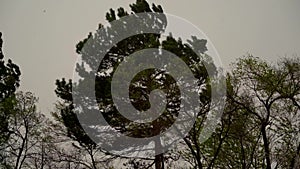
[54,0,215,169]
[0,32,21,168]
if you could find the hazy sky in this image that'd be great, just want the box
[0,0,300,113]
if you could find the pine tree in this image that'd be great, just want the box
[55,1,214,168]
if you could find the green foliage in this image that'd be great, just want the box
[226,55,300,169]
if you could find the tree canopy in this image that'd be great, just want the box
[0,0,299,169]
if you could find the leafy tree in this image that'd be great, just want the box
[179,56,300,169]
[0,32,21,168]
[178,74,262,169]
[227,55,300,169]
[202,96,264,169]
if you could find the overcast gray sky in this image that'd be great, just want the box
[0,0,300,114]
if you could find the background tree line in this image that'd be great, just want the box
[0,0,299,168]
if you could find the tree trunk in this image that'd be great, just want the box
[261,122,271,169]
[154,153,164,169]
[290,143,300,169]
[154,121,164,169]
